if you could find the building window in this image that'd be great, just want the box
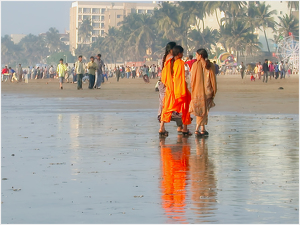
[92,15,100,21]
[83,8,91,14]
[117,15,121,18]
[92,37,97,42]
[280,11,283,14]
[137,9,145,14]
[78,8,82,13]
[101,23,104,28]
[92,8,100,14]
[101,16,105,21]
[147,10,153,14]
[78,15,82,21]
[83,15,91,20]
[92,30,100,36]
[92,22,100,28]
[101,30,104,36]
[101,8,106,14]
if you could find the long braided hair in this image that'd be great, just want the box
[196,48,211,69]
[170,45,184,77]
[162,42,176,70]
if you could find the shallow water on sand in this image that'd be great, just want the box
[1,94,299,224]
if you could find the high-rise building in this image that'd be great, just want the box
[69,1,159,54]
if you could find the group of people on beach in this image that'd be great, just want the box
[56,54,105,90]
[157,42,217,138]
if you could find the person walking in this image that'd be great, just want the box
[262,59,269,83]
[43,66,48,79]
[57,58,67,89]
[274,62,279,79]
[257,62,262,79]
[116,66,121,82]
[269,61,274,79]
[16,64,23,82]
[279,61,285,79]
[159,45,192,137]
[240,62,245,79]
[31,67,35,80]
[87,56,97,89]
[131,64,136,79]
[2,65,9,82]
[285,62,290,78]
[36,67,40,79]
[189,49,217,137]
[95,54,104,89]
[75,55,84,90]
[126,66,131,79]
[213,61,219,76]
[49,65,54,79]
[142,65,149,83]
[157,42,184,133]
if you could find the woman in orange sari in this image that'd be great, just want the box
[159,45,192,137]
[189,49,217,137]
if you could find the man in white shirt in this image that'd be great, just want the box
[131,64,136,79]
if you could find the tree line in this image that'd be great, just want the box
[1,1,299,66]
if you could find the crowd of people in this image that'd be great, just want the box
[245,60,293,83]
[157,42,217,138]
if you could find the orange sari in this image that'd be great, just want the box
[161,58,191,125]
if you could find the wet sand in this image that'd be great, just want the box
[1,74,299,114]
[1,75,299,223]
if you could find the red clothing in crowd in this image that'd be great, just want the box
[2,68,9,74]
[185,59,196,71]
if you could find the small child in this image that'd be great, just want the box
[250,73,255,81]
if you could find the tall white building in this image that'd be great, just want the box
[69,1,159,54]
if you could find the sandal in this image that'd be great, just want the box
[159,130,169,137]
[201,130,209,136]
[195,131,203,138]
[182,130,192,136]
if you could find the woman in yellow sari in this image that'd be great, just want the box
[189,49,217,137]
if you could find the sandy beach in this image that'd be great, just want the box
[1,74,299,223]
[1,74,299,114]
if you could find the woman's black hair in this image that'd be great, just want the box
[196,48,211,69]
[162,42,176,70]
[170,45,184,77]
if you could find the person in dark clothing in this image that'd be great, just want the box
[116,66,121,82]
[262,59,269,83]
[213,61,219,76]
[240,62,245,79]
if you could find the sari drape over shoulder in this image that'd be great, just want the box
[189,61,217,125]
[161,58,191,125]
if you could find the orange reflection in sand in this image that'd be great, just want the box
[160,136,190,223]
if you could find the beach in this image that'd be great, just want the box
[1,74,299,114]
[1,75,299,223]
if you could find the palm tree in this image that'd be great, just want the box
[127,14,156,61]
[18,34,48,65]
[101,27,122,63]
[188,27,219,54]
[45,27,62,53]
[288,1,299,14]
[218,20,255,58]
[220,1,247,24]
[156,2,192,51]
[254,2,277,53]
[1,35,16,65]
[78,18,93,46]
[277,14,299,38]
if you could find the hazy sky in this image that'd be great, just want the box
[1,1,71,36]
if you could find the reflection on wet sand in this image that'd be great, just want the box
[160,136,217,223]
[160,136,190,223]
[190,138,217,223]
